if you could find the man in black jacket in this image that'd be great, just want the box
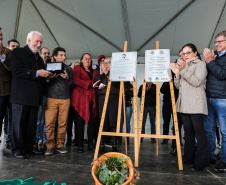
[138,82,156,143]
[10,31,51,159]
[0,27,12,146]
[203,30,226,172]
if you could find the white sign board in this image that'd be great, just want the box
[145,49,171,82]
[109,52,137,81]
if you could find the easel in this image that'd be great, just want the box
[137,41,183,170]
[94,41,139,167]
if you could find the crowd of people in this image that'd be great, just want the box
[0,27,226,173]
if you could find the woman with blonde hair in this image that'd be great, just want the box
[95,57,120,152]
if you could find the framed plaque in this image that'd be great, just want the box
[109,52,137,81]
[46,62,64,74]
[145,49,171,82]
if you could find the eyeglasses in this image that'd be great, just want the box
[83,57,91,61]
[182,51,193,56]
[102,61,111,65]
[214,39,226,44]
[100,59,105,62]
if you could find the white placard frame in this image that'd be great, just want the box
[109,52,137,82]
[145,49,171,82]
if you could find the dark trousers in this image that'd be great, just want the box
[0,95,9,137]
[162,102,173,135]
[67,106,78,143]
[142,106,156,134]
[12,104,38,153]
[74,101,95,148]
[98,98,118,129]
[181,113,209,169]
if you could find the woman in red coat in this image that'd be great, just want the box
[71,53,100,153]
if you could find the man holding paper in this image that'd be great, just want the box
[45,47,73,156]
[10,31,51,159]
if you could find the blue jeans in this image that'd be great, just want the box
[120,106,132,133]
[6,103,12,144]
[204,98,226,162]
[36,96,47,143]
[142,106,156,134]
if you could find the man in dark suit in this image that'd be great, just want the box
[10,31,51,159]
[0,27,12,145]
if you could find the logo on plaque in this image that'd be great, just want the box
[160,50,164,55]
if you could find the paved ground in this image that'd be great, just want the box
[0,137,226,185]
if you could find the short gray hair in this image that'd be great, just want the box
[26,31,42,44]
[216,30,226,39]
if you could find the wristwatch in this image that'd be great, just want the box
[0,54,6,62]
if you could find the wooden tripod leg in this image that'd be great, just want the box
[117,82,123,133]
[94,81,112,160]
[122,83,128,155]
[155,41,160,157]
[169,75,183,170]
[156,82,160,156]
[138,74,146,158]
[133,79,139,167]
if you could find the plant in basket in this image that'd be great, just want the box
[91,152,140,185]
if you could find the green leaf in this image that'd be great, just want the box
[118,176,126,185]
[120,168,129,175]
[99,169,110,184]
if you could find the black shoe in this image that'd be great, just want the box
[26,148,43,155]
[215,161,226,172]
[88,145,95,151]
[170,148,177,156]
[209,158,216,164]
[192,164,207,171]
[12,151,27,159]
[5,143,12,150]
[191,166,197,171]
[161,139,168,144]
[191,166,199,171]
[84,139,88,144]
[151,139,156,143]
[78,147,84,153]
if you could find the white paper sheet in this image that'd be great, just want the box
[145,49,171,82]
[109,52,137,81]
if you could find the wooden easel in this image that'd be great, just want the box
[94,41,139,167]
[137,41,183,170]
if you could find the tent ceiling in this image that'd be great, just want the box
[0,0,226,60]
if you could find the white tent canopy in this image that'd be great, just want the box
[1,0,225,63]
